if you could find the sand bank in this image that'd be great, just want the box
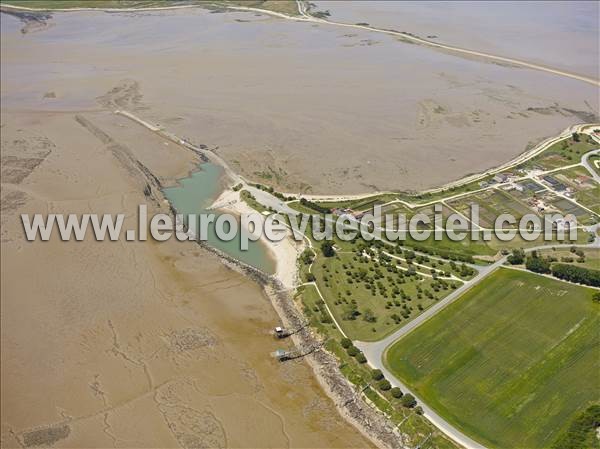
[209,188,303,290]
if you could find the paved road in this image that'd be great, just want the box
[582,149,600,183]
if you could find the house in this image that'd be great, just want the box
[542,176,567,192]
[493,173,508,183]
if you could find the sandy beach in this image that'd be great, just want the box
[209,187,303,290]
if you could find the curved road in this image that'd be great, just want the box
[582,149,600,183]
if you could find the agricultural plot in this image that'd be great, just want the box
[575,185,600,215]
[552,165,600,214]
[381,202,459,231]
[447,188,535,229]
[413,204,459,230]
[386,269,600,449]
[542,193,597,225]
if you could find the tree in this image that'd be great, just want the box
[414,406,424,415]
[346,346,359,357]
[526,255,551,274]
[551,263,600,287]
[391,387,403,398]
[356,353,367,363]
[340,337,352,349]
[378,380,391,391]
[507,249,525,265]
[572,132,581,142]
[363,308,377,323]
[401,394,417,408]
[306,273,316,282]
[341,303,359,321]
[321,241,336,257]
[300,248,314,265]
[371,369,384,381]
[593,292,600,303]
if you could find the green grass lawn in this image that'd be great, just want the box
[386,268,600,449]
[522,135,597,171]
[537,247,600,271]
[311,251,462,341]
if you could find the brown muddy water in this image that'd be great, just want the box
[315,1,599,79]
[1,6,598,195]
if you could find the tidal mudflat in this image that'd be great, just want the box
[1,7,597,195]
[315,1,599,79]
[0,74,371,449]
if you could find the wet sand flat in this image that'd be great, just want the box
[315,1,599,79]
[1,8,597,195]
[0,110,372,448]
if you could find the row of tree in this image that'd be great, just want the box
[340,338,421,411]
[299,198,331,214]
[522,251,600,288]
[551,263,600,287]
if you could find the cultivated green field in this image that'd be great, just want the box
[386,269,600,449]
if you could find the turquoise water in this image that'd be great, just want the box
[163,163,275,274]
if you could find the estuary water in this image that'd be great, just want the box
[162,162,276,273]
